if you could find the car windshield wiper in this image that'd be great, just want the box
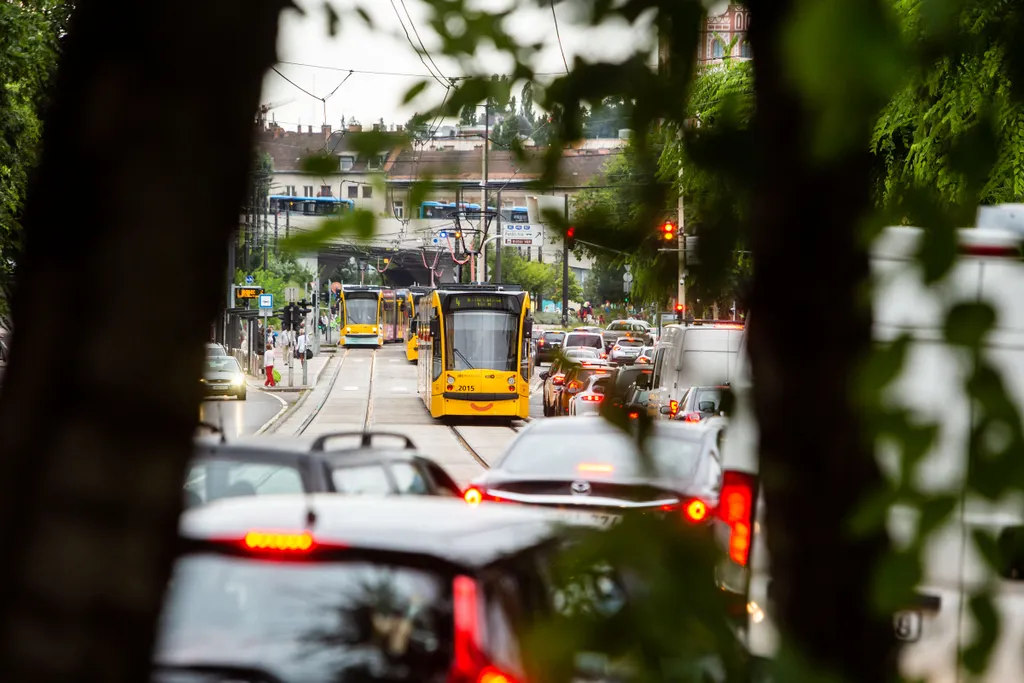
[152,664,285,683]
[453,347,475,369]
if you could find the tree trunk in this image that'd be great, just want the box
[745,1,898,680]
[0,0,288,680]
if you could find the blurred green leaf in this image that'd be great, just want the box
[300,152,338,175]
[917,494,958,539]
[408,178,435,212]
[279,210,376,251]
[349,130,401,159]
[355,6,372,26]
[401,80,429,105]
[856,333,910,405]
[849,488,896,536]
[962,592,1000,673]
[944,302,996,348]
[325,1,340,36]
[973,529,1002,573]
[873,549,921,611]
[917,219,958,284]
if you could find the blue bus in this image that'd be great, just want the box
[418,201,528,222]
[269,195,354,216]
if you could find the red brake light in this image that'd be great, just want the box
[464,487,483,506]
[680,412,701,423]
[683,499,708,522]
[628,412,639,419]
[580,394,603,402]
[243,531,314,552]
[451,576,519,683]
[669,400,679,416]
[959,243,1022,258]
[552,375,565,386]
[718,470,757,566]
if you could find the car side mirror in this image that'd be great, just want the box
[429,319,440,339]
[659,405,672,415]
[539,371,549,380]
[636,375,650,389]
[523,320,533,339]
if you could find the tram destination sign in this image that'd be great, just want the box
[448,294,516,311]
[235,285,264,299]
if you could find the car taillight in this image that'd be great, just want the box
[628,411,639,419]
[552,375,565,386]
[580,395,603,402]
[683,499,708,523]
[680,412,701,423]
[243,531,314,552]
[450,575,519,683]
[718,470,757,566]
[464,487,483,505]
[613,345,621,351]
[669,399,679,417]
[601,353,608,359]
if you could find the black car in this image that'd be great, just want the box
[540,358,611,417]
[185,431,463,507]
[608,365,654,413]
[536,330,566,362]
[672,385,733,423]
[153,495,631,683]
[465,419,724,528]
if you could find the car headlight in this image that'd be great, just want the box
[232,374,245,386]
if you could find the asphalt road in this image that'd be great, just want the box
[199,390,299,437]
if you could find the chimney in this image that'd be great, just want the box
[322,123,332,139]
[273,124,283,140]
[348,123,362,133]
[373,123,381,132]
[307,125,313,134]
[395,124,404,132]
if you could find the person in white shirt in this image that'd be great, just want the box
[296,326,308,364]
[263,343,276,387]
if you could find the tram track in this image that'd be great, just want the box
[448,425,491,469]
[294,349,349,436]
[362,349,378,431]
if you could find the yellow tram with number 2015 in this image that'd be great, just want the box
[339,285,384,348]
[417,283,533,420]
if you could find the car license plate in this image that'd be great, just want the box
[211,384,230,390]
[559,510,622,527]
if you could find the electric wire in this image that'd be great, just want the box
[389,0,449,88]
[550,0,570,74]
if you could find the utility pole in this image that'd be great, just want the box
[481,101,489,283]
[225,230,236,346]
[561,193,569,327]
[659,18,686,315]
[494,189,502,283]
[262,191,268,270]
[274,211,279,254]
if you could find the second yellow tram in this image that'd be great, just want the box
[416,283,532,419]
[339,285,383,348]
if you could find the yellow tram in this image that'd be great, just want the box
[417,283,533,419]
[405,286,433,362]
[380,289,410,344]
[339,285,383,348]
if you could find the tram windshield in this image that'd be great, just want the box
[444,310,518,371]
[345,297,378,325]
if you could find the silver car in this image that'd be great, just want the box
[569,373,611,417]
[200,356,247,400]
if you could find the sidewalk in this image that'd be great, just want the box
[248,353,331,392]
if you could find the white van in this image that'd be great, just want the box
[723,223,1024,682]
[646,322,745,419]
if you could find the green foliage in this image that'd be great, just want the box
[0,0,65,291]
[495,246,582,304]
[235,254,314,326]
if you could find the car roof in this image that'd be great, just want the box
[192,436,429,466]
[180,494,561,569]
[516,415,705,441]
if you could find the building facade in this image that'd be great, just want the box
[697,3,751,64]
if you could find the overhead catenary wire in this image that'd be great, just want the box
[389,0,449,89]
[550,0,570,74]
[399,0,448,88]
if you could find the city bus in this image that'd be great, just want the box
[339,285,383,348]
[416,283,533,420]
[269,195,354,216]
[405,286,434,362]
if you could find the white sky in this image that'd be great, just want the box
[261,0,660,130]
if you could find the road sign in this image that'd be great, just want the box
[235,285,264,299]
[623,272,633,283]
[502,223,544,247]
[259,308,273,317]
[284,287,299,302]
[245,275,254,284]
[623,281,632,293]
[258,293,273,309]
[624,264,631,273]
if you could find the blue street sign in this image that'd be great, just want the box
[245,275,255,284]
[258,293,273,309]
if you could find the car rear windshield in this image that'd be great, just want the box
[607,322,643,332]
[542,332,564,342]
[564,333,603,349]
[204,358,240,373]
[184,460,304,508]
[155,554,454,681]
[694,387,730,413]
[499,431,702,480]
[572,367,612,385]
[614,368,652,398]
[616,338,644,347]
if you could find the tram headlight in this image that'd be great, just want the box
[346,326,351,332]
[507,376,516,385]
[447,375,456,385]
[372,326,377,333]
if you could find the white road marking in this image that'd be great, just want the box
[254,391,289,435]
[343,386,360,391]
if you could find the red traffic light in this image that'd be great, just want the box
[567,226,576,238]
[661,221,676,240]
[675,304,684,312]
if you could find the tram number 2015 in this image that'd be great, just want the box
[457,385,476,392]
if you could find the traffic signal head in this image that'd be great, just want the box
[675,303,684,312]
[566,226,576,249]
[661,221,676,241]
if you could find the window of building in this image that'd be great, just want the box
[393,200,404,219]
[712,39,724,59]
[285,185,296,197]
[340,156,355,171]
[303,185,314,197]
[368,155,384,170]
[347,185,358,199]
[740,41,752,58]
[320,185,332,197]
[362,186,373,199]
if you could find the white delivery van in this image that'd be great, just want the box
[722,223,1024,682]
[646,322,745,419]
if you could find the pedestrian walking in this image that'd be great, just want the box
[263,342,276,387]
[296,326,309,365]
